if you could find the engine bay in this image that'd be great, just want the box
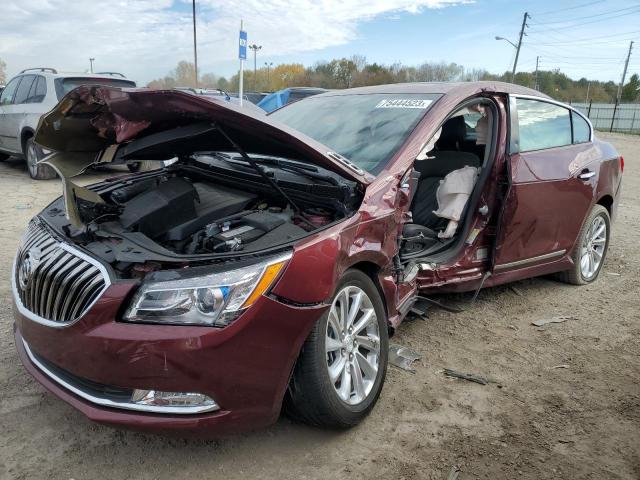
[41,153,362,274]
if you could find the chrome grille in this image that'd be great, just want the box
[13,219,109,325]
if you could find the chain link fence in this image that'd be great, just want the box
[570,102,640,134]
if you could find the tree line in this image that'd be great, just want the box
[147,56,640,104]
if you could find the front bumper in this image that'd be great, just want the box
[14,282,327,436]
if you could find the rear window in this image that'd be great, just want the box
[55,77,136,100]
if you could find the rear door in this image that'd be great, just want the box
[0,76,23,153]
[492,96,595,272]
[2,75,36,153]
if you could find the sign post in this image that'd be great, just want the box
[238,20,247,106]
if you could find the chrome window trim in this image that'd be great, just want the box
[494,249,566,271]
[21,339,220,415]
[12,236,112,329]
[509,94,594,152]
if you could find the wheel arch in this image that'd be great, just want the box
[596,194,614,216]
[20,127,36,154]
[344,260,392,330]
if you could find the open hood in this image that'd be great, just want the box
[34,85,372,185]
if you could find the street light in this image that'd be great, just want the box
[249,44,262,91]
[264,62,273,90]
[89,58,95,73]
[495,36,517,49]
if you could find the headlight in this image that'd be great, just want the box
[123,253,291,327]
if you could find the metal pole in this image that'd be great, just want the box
[616,41,633,103]
[610,100,618,132]
[587,99,592,118]
[630,110,636,133]
[511,12,529,83]
[239,20,244,107]
[192,0,198,88]
[89,58,94,73]
[534,55,539,90]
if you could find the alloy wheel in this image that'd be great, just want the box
[580,214,607,280]
[325,285,381,406]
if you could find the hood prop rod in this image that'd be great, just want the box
[214,123,315,229]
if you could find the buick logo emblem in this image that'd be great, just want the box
[18,247,41,290]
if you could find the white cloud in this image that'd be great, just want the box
[0,0,468,84]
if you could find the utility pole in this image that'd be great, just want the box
[616,40,634,103]
[511,12,529,83]
[249,44,262,91]
[192,0,198,88]
[534,56,540,90]
[89,58,95,73]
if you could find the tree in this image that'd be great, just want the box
[0,58,6,85]
[621,73,640,102]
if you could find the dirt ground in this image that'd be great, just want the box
[0,133,638,480]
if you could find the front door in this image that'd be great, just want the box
[492,96,595,272]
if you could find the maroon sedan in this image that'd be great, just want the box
[12,82,622,435]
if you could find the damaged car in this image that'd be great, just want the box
[12,82,622,434]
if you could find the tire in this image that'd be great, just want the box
[25,138,56,180]
[557,204,610,285]
[285,269,389,428]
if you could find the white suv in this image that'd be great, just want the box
[0,68,136,179]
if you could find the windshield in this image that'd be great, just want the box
[55,77,136,100]
[270,93,440,174]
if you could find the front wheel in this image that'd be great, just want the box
[25,138,56,180]
[285,269,389,428]
[558,204,610,285]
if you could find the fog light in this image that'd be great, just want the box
[131,389,219,412]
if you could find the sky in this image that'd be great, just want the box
[1,0,639,86]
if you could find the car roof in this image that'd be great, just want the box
[316,81,549,99]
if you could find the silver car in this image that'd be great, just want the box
[0,68,136,179]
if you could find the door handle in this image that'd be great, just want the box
[578,170,596,181]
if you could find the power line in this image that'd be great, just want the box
[532,0,606,16]
[532,5,640,25]
[525,29,640,45]
[529,8,640,31]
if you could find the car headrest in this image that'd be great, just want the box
[415,151,481,177]
[436,115,467,151]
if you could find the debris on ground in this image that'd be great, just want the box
[509,285,524,296]
[531,316,577,327]
[389,344,421,372]
[443,368,489,385]
[446,465,461,480]
[606,272,621,276]
[508,324,518,330]
[551,364,570,369]
[14,204,32,210]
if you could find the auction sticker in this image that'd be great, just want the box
[375,99,432,109]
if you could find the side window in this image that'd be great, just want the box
[572,112,591,144]
[516,98,572,152]
[0,77,21,105]
[13,75,36,105]
[26,76,47,103]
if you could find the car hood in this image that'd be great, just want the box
[34,85,372,184]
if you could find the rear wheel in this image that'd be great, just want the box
[25,138,56,180]
[285,269,388,428]
[558,204,610,285]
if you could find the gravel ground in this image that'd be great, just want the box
[0,133,638,480]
